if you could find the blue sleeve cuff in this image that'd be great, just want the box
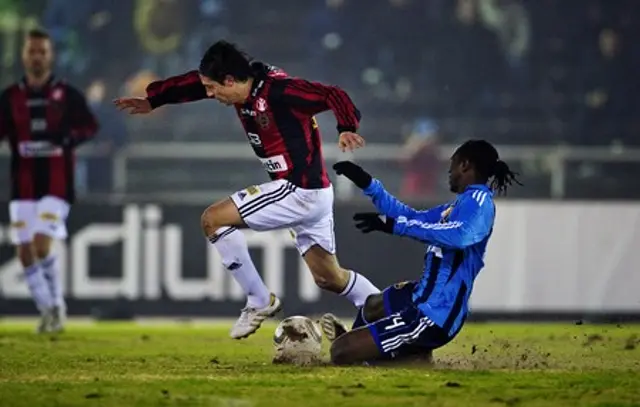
[363,178,381,196]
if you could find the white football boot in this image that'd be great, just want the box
[50,304,66,333]
[36,308,53,334]
[230,293,282,339]
[319,313,348,342]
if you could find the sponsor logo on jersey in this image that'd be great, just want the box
[18,141,63,158]
[259,155,288,173]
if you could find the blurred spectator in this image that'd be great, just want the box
[0,0,41,87]
[435,0,507,118]
[579,27,635,145]
[399,119,441,199]
[478,0,531,87]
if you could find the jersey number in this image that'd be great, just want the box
[384,314,406,331]
[247,132,262,146]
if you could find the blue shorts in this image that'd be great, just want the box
[368,281,450,356]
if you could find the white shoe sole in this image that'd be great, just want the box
[320,313,347,342]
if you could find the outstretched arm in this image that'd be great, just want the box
[392,194,493,249]
[364,179,450,223]
[333,161,447,222]
[113,70,209,114]
[146,70,209,109]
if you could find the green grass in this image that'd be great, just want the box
[0,321,639,407]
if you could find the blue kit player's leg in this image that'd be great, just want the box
[328,281,450,365]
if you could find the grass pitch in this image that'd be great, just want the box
[0,320,639,407]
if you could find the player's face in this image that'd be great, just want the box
[199,74,239,106]
[22,38,53,78]
[448,155,465,193]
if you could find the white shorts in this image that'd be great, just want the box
[230,179,335,255]
[8,196,70,245]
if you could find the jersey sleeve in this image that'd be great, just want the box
[363,179,449,222]
[146,70,208,109]
[392,192,494,249]
[65,85,99,147]
[276,78,361,133]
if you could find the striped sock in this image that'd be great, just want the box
[24,264,53,312]
[41,254,64,307]
[209,227,271,309]
[339,270,380,308]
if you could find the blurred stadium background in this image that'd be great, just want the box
[1,0,639,321]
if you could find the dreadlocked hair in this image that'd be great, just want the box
[453,139,522,195]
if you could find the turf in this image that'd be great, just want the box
[0,321,639,407]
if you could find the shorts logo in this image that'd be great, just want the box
[246,186,260,196]
[40,212,59,221]
[237,191,247,201]
[393,281,410,290]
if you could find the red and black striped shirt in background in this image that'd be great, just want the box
[146,62,361,189]
[0,76,99,203]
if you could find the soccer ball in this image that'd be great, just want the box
[272,316,323,366]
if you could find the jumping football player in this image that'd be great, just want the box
[321,140,521,365]
[114,40,380,339]
[0,29,99,333]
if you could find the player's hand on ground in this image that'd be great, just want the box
[353,212,395,234]
[333,161,372,189]
[113,97,152,114]
[338,132,365,152]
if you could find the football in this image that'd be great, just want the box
[272,316,323,366]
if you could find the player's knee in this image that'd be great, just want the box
[33,234,52,259]
[200,206,220,237]
[363,294,385,322]
[312,270,344,292]
[17,244,35,268]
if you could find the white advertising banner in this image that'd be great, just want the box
[472,201,640,311]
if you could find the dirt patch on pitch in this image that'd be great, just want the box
[434,341,556,371]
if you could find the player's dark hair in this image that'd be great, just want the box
[453,139,522,195]
[199,40,253,83]
[26,28,51,40]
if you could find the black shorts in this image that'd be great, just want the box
[367,281,451,356]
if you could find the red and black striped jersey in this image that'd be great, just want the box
[146,62,361,189]
[0,76,99,203]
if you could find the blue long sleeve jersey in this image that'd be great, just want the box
[364,179,496,337]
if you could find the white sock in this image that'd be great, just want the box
[339,270,380,308]
[41,254,64,307]
[209,227,271,309]
[24,264,53,312]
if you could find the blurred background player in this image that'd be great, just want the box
[0,29,99,333]
[113,40,380,340]
[321,140,521,365]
